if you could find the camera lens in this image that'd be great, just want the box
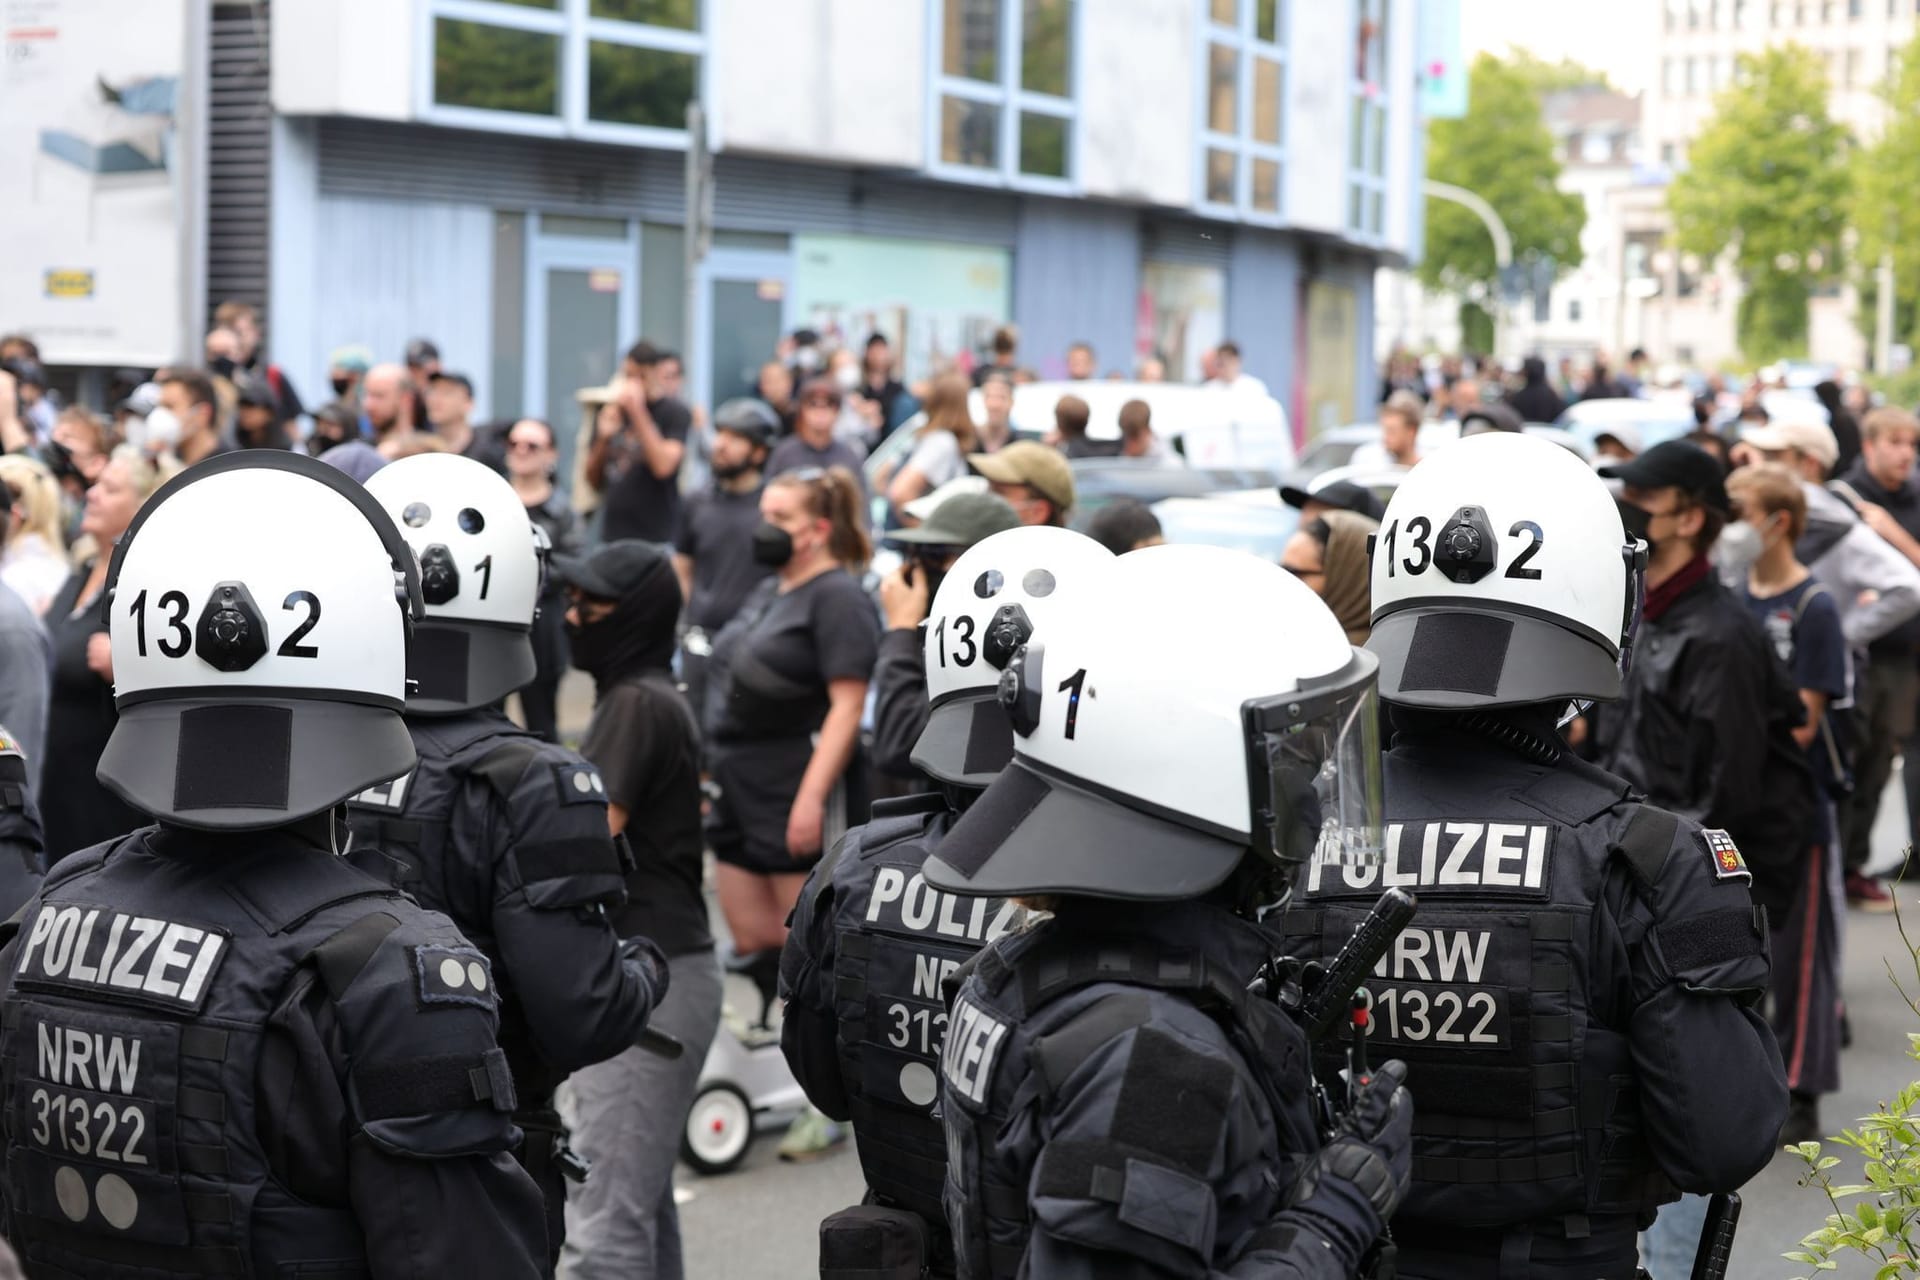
[458,508,486,535]
[402,502,431,528]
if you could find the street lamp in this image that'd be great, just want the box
[1424,179,1515,363]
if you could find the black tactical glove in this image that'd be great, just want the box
[621,934,672,1003]
[1285,1058,1414,1269]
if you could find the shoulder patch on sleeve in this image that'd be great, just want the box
[412,943,496,1010]
[551,761,608,807]
[1699,829,1750,882]
[0,727,22,759]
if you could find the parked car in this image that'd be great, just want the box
[1003,381,1296,472]
[1153,465,1410,560]
[1557,398,1697,455]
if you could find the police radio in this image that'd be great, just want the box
[1286,888,1419,1040]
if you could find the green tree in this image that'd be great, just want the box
[1418,54,1586,354]
[1668,45,1850,364]
[1851,31,1920,360]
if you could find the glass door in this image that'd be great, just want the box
[693,248,793,416]
[525,218,639,496]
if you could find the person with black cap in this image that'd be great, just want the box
[1278,475,1388,524]
[0,451,550,1276]
[782,525,1113,1280]
[1278,432,1788,1280]
[869,490,1021,786]
[426,371,506,474]
[551,541,718,1280]
[925,542,1412,1280]
[347,454,668,1265]
[674,399,779,718]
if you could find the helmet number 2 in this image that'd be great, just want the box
[277,591,322,658]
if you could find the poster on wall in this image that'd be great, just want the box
[1304,281,1359,436]
[1138,262,1225,384]
[791,234,1010,383]
[0,0,190,366]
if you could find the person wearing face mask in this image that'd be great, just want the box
[550,542,718,1280]
[150,367,231,466]
[767,378,869,492]
[326,344,372,410]
[701,467,878,998]
[41,446,178,859]
[1592,439,1818,938]
[1725,463,1848,1146]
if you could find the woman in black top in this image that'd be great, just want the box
[41,446,176,858]
[705,467,878,959]
[505,417,582,741]
[555,540,719,1278]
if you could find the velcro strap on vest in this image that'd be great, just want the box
[1032,994,1151,1101]
[514,835,621,885]
[1413,1150,1580,1184]
[180,1025,230,1060]
[311,911,403,1001]
[1614,805,1678,892]
[180,1086,227,1122]
[1656,908,1764,973]
[355,1046,518,1120]
[179,1142,232,1175]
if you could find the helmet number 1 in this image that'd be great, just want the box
[1058,667,1087,739]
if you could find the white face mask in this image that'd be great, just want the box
[140,406,181,453]
[1714,520,1765,578]
[833,363,860,392]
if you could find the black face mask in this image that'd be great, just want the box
[331,376,354,396]
[209,356,237,380]
[752,522,794,568]
[566,567,681,687]
[1616,498,1653,547]
[713,458,760,481]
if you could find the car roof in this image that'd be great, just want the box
[1009,380,1287,442]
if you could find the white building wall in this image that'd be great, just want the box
[271,0,412,120]
[710,0,925,169]
[1284,0,1353,237]
[1382,0,1419,256]
[1078,0,1196,208]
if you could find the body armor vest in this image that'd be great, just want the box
[1276,746,1675,1250]
[939,915,1319,1280]
[0,730,45,921]
[823,794,1021,1233]
[0,830,423,1278]
[345,714,583,1105]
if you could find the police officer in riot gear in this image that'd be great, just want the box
[925,543,1413,1280]
[0,450,549,1277]
[1278,432,1788,1279]
[348,453,666,1263]
[781,525,1113,1279]
[0,725,45,918]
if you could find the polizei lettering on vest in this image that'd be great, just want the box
[36,1022,142,1094]
[14,905,229,1011]
[866,869,1019,944]
[941,997,1008,1106]
[1306,821,1552,897]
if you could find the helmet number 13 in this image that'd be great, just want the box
[1382,517,1545,581]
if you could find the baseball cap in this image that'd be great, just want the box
[1278,476,1388,522]
[1737,418,1839,471]
[427,370,474,397]
[405,338,441,366]
[902,474,988,523]
[713,397,780,447]
[328,344,373,374]
[891,491,1021,550]
[117,382,164,417]
[968,441,1075,514]
[551,540,674,600]
[236,378,278,410]
[1600,440,1730,513]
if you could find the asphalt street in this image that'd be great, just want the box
[541,677,1920,1279]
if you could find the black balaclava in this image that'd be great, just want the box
[567,553,682,690]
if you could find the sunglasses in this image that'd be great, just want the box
[508,439,550,453]
[802,395,838,408]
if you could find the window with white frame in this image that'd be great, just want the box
[1347,0,1388,237]
[1199,0,1287,220]
[427,0,703,142]
[931,0,1075,185]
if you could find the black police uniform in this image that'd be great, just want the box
[0,822,550,1278]
[345,709,665,1259]
[781,793,1024,1275]
[1277,712,1790,1279]
[0,726,46,920]
[942,899,1389,1280]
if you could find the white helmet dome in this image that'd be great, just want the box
[1368,431,1641,709]
[364,453,542,713]
[98,452,424,830]
[913,526,1115,788]
[925,544,1383,902]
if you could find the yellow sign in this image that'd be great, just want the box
[43,269,94,299]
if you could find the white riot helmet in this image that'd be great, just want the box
[1367,431,1644,709]
[913,526,1115,788]
[98,452,424,829]
[364,453,543,713]
[924,544,1383,902]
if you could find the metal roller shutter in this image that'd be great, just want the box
[207,2,272,327]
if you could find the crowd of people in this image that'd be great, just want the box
[0,292,1906,1279]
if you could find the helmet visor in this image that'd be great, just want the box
[1249,651,1385,872]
